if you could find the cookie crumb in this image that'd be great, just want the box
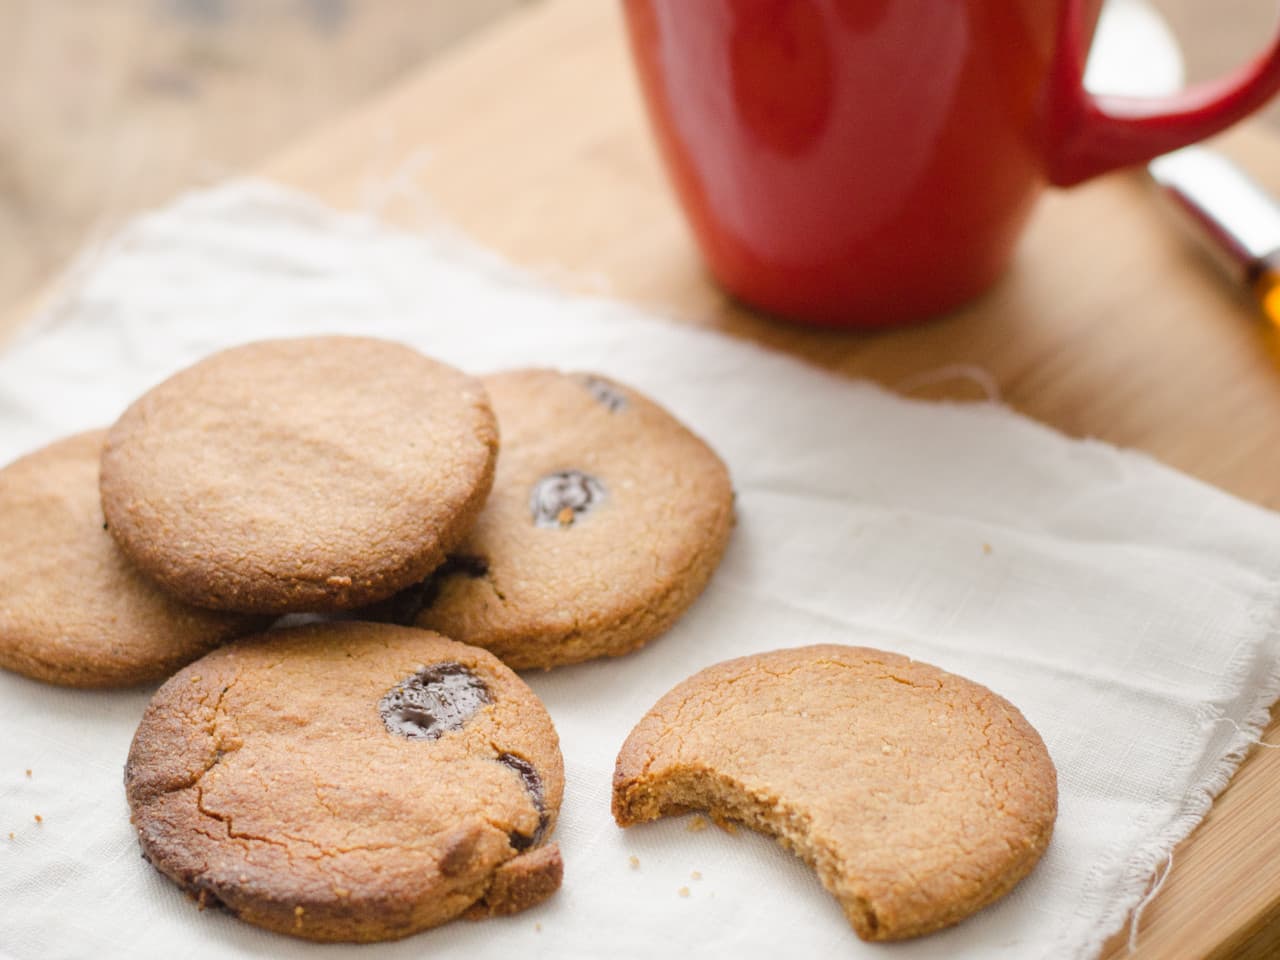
[24,769,31,778]
[535,922,543,932]
[7,832,13,841]
[628,854,640,869]
[678,886,690,898]
[687,815,708,833]
[711,815,737,835]
[33,814,42,824]
[982,543,992,555]
[691,871,702,881]
[557,506,575,527]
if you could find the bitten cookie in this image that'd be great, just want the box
[0,431,264,687]
[612,645,1057,941]
[386,370,734,669]
[100,337,498,614]
[125,622,564,942]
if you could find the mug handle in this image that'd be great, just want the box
[1044,0,1280,186]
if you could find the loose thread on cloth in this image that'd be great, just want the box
[358,143,437,227]
[1118,668,1280,953]
[1211,715,1280,749]
[1127,854,1175,953]
[355,146,617,299]
[895,364,1003,403]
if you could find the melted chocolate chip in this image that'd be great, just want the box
[497,753,548,850]
[442,554,490,580]
[372,554,489,626]
[271,611,355,630]
[379,662,492,740]
[579,375,628,412]
[530,470,605,528]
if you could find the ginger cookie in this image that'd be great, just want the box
[100,337,498,614]
[0,431,264,687]
[384,370,734,669]
[125,622,564,942]
[612,645,1057,941]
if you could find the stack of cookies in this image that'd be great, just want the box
[0,336,1057,945]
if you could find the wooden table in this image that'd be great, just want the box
[0,0,528,315]
[9,1,1280,956]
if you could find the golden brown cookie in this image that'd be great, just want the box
[100,337,498,614]
[125,622,564,942]
[612,645,1057,941]
[386,370,734,669]
[0,431,264,687]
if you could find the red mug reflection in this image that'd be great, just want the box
[624,0,1280,327]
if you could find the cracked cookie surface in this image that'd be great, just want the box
[0,431,264,687]
[125,622,564,942]
[396,369,734,670]
[100,337,498,614]
[612,644,1056,941]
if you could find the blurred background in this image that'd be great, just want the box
[1,0,1277,317]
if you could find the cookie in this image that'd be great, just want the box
[0,431,264,687]
[612,645,1057,941]
[386,370,734,669]
[100,337,498,614]
[125,622,564,942]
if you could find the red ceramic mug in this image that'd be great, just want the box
[623,0,1280,327]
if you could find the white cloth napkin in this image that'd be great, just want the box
[2,181,1279,960]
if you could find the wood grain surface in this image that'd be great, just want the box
[5,1,1280,958]
[0,0,528,315]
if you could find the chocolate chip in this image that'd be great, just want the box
[369,554,489,626]
[443,554,490,579]
[579,375,628,412]
[271,611,355,630]
[530,471,605,528]
[497,753,548,850]
[379,662,492,740]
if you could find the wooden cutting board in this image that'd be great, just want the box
[8,1,1280,956]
